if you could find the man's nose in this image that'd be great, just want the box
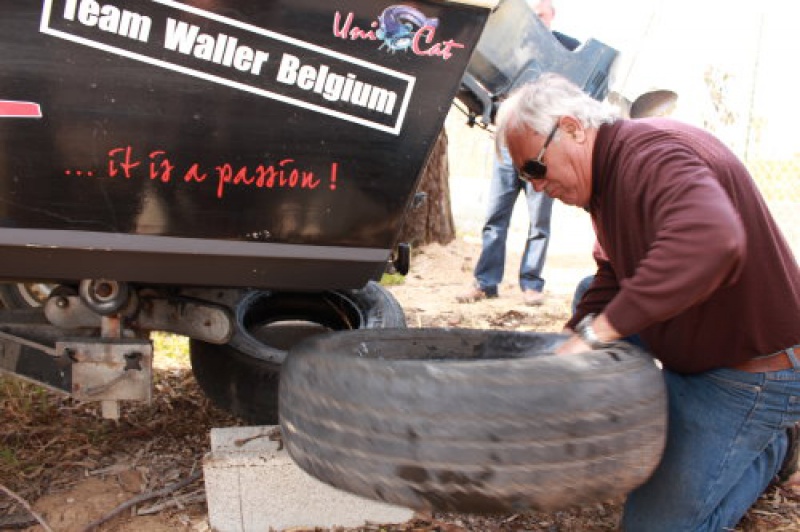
[532,179,547,193]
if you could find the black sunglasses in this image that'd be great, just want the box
[517,123,559,183]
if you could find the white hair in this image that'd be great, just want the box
[495,73,620,153]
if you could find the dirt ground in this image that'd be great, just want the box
[1,132,799,531]
[1,234,800,531]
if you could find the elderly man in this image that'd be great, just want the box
[495,73,800,531]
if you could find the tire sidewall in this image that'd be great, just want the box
[191,281,406,424]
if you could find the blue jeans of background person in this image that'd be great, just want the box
[473,148,553,295]
[623,347,800,531]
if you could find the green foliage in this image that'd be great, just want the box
[0,446,18,467]
[380,272,406,286]
[151,331,190,364]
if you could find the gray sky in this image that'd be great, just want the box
[554,0,797,156]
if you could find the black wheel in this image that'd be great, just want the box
[190,281,406,424]
[0,283,55,308]
[280,328,667,514]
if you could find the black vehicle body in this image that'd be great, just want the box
[0,0,493,417]
[0,0,626,421]
[2,0,489,289]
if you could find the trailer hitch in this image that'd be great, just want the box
[0,322,153,419]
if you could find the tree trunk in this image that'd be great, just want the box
[398,129,456,247]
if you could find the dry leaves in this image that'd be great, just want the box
[1,240,799,530]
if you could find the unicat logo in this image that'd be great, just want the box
[333,5,465,61]
[376,6,438,53]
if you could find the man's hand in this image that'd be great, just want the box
[558,313,621,355]
[556,333,593,355]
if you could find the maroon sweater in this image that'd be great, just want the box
[568,119,800,373]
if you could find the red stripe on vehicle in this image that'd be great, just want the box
[0,101,43,118]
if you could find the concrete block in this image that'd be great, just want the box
[203,426,414,532]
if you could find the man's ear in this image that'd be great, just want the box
[559,116,586,142]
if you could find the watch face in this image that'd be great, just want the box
[577,314,599,347]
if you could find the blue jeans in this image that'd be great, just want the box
[623,347,800,531]
[474,148,553,295]
[571,274,595,314]
[571,274,647,349]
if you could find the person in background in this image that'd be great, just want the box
[457,0,578,306]
[495,73,800,531]
[532,0,580,50]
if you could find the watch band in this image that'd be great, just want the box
[576,314,615,350]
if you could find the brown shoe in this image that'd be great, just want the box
[522,289,546,306]
[456,285,497,303]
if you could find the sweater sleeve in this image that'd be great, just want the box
[565,242,620,330]
[602,142,747,338]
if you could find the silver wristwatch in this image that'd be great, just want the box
[575,314,615,350]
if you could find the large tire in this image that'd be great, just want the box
[190,281,406,424]
[280,328,667,514]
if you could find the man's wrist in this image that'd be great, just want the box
[575,314,616,349]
